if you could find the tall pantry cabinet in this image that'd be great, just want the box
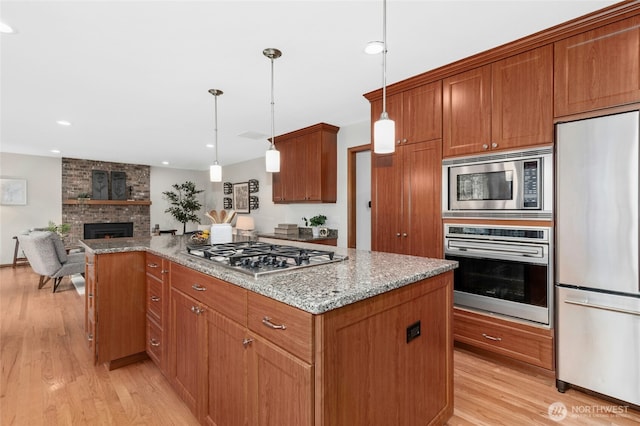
[366,81,443,258]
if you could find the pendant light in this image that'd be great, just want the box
[264,48,282,173]
[373,0,395,154]
[208,89,223,182]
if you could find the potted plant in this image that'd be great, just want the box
[46,220,71,236]
[302,215,327,237]
[162,181,204,234]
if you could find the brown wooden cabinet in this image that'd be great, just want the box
[372,139,443,258]
[453,307,554,370]
[369,81,442,147]
[554,15,640,117]
[169,287,204,416]
[145,252,169,374]
[443,45,553,157]
[272,123,339,203]
[369,81,443,258]
[84,251,147,369]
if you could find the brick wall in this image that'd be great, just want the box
[62,158,151,244]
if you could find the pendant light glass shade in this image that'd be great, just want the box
[373,0,396,154]
[264,48,282,173]
[209,163,222,182]
[265,146,280,173]
[374,113,396,154]
[208,89,223,182]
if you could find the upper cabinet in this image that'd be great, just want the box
[272,123,339,203]
[554,15,640,117]
[443,45,553,157]
[370,81,442,147]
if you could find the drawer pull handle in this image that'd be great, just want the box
[147,263,159,268]
[482,333,502,342]
[190,306,205,315]
[262,317,286,330]
[150,339,160,347]
[242,338,254,348]
[161,270,169,274]
[150,296,160,302]
[88,293,93,299]
[87,333,94,342]
[192,284,207,291]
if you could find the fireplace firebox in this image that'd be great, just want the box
[84,222,134,239]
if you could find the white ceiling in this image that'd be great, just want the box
[1,0,618,171]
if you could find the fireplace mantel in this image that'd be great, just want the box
[63,199,152,206]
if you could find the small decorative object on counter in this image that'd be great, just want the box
[303,215,327,238]
[319,227,328,237]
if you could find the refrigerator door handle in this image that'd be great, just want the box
[563,297,640,316]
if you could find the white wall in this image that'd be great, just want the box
[0,153,62,265]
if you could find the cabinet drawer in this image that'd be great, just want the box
[248,292,313,363]
[453,308,553,370]
[171,263,247,326]
[146,316,163,367]
[146,253,165,280]
[147,277,163,323]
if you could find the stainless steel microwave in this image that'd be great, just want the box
[442,147,553,219]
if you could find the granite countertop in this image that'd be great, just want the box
[79,235,457,315]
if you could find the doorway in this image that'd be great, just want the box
[347,144,371,250]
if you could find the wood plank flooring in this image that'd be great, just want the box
[2,265,639,425]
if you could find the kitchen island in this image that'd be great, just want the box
[80,235,457,425]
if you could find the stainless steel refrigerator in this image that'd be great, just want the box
[556,110,640,406]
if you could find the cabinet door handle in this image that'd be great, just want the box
[190,306,205,315]
[88,293,93,299]
[403,233,408,237]
[482,333,502,342]
[242,338,254,348]
[491,142,498,148]
[87,333,94,342]
[402,138,408,144]
[192,284,207,291]
[482,144,489,150]
[150,339,160,347]
[147,263,159,268]
[150,296,160,302]
[396,233,401,237]
[262,316,286,330]
[161,270,169,274]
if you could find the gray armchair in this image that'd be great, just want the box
[16,231,85,292]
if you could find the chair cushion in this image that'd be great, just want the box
[50,234,68,263]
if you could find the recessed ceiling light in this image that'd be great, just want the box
[50,149,61,154]
[364,41,384,55]
[206,143,214,148]
[0,22,16,34]
[56,120,71,126]
[162,161,169,165]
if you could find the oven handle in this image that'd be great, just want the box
[446,240,544,258]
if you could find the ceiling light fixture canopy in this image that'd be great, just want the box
[208,88,223,182]
[264,48,282,173]
[373,0,395,154]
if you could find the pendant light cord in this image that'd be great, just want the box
[214,94,219,164]
[381,0,388,119]
[270,57,276,148]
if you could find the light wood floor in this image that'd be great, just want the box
[2,266,639,425]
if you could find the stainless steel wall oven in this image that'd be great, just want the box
[444,223,553,326]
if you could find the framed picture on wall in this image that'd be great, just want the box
[92,170,109,200]
[0,178,27,205]
[233,182,250,213]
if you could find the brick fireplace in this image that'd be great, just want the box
[62,158,151,245]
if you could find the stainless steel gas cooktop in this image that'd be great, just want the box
[186,240,347,277]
